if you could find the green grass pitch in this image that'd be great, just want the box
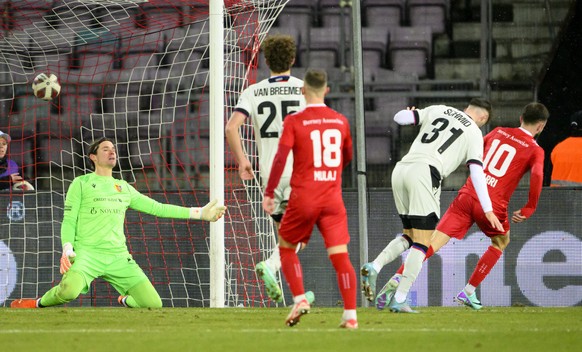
[1,306,580,351]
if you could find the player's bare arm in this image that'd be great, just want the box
[225,111,254,180]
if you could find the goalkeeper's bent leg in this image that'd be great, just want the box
[123,280,162,308]
[39,271,85,307]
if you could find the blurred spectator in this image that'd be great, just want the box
[550,111,582,187]
[0,131,34,191]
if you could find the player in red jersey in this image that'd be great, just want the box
[374,102,549,310]
[262,69,356,329]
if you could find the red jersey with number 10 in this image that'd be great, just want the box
[275,104,353,203]
[460,127,544,218]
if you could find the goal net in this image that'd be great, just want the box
[0,0,288,307]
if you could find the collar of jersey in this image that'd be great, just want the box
[268,75,290,83]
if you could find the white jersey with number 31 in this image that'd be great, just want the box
[234,75,306,184]
[401,105,484,178]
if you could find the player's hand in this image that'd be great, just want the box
[60,242,76,275]
[190,199,226,222]
[262,196,275,215]
[485,211,504,232]
[238,159,254,180]
[511,210,527,223]
[10,173,23,183]
[12,180,35,191]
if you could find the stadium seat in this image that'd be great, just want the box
[389,26,433,78]
[275,0,315,43]
[365,111,396,165]
[370,68,418,92]
[361,26,392,69]
[6,0,52,30]
[408,0,449,35]
[363,0,405,28]
[50,52,114,84]
[128,138,165,169]
[300,27,344,68]
[37,135,82,169]
[319,0,352,34]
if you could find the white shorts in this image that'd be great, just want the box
[271,176,291,219]
[391,162,441,219]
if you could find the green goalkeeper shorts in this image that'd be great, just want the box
[69,249,150,295]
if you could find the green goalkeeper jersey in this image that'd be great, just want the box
[61,173,190,254]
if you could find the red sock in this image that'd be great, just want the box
[468,246,503,287]
[396,245,435,275]
[279,246,305,297]
[329,252,357,310]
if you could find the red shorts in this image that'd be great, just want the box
[278,198,350,248]
[437,192,509,239]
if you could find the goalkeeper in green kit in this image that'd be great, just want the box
[11,137,226,308]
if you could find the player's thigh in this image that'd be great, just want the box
[279,202,319,245]
[68,249,105,294]
[475,204,509,238]
[394,163,440,218]
[271,177,291,221]
[391,163,410,215]
[103,255,150,295]
[317,205,350,248]
[436,193,476,239]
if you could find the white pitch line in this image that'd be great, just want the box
[0,329,142,334]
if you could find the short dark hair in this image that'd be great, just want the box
[522,102,549,125]
[261,34,296,73]
[304,69,327,90]
[88,137,114,168]
[469,98,493,119]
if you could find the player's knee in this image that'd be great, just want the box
[141,295,162,308]
[57,279,82,302]
[491,235,509,251]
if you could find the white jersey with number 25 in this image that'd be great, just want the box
[235,75,306,183]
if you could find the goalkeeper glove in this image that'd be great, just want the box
[190,199,226,222]
[60,242,76,274]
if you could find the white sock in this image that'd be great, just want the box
[265,246,281,272]
[342,309,357,321]
[372,235,411,273]
[394,247,426,303]
[464,284,476,296]
[293,294,306,304]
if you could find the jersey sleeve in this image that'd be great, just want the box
[520,147,545,218]
[233,87,252,117]
[61,177,82,247]
[127,183,191,219]
[465,127,484,166]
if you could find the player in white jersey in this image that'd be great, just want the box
[361,99,504,312]
[225,34,307,303]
